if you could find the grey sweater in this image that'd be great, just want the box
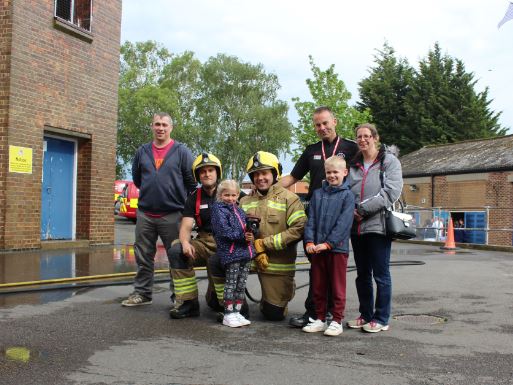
[349,147,403,235]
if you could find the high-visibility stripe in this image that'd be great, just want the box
[173,277,198,294]
[214,282,224,301]
[267,201,286,211]
[241,202,259,212]
[287,210,306,226]
[266,262,296,272]
[129,198,139,208]
[273,233,284,250]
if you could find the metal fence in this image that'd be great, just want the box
[403,205,513,246]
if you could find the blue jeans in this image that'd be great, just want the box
[351,233,392,325]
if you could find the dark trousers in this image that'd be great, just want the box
[133,211,181,299]
[351,233,392,325]
[311,252,348,323]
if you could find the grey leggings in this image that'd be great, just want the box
[224,260,250,312]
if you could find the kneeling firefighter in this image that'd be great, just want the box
[235,151,306,320]
[168,153,226,318]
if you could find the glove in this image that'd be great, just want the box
[255,253,269,272]
[254,239,269,272]
[254,239,265,253]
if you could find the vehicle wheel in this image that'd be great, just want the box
[114,201,121,215]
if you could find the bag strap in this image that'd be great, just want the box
[379,153,404,213]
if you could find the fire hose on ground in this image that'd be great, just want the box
[0,260,426,301]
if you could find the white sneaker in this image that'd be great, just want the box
[235,312,251,326]
[324,321,343,336]
[223,313,243,328]
[362,320,389,333]
[302,319,327,333]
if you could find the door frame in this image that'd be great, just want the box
[42,134,78,240]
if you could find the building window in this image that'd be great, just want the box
[55,0,92,32]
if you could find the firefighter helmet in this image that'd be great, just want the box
[246,151,283,182]
[192,153,222,182]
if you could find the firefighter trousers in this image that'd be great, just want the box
[168,232,224,309]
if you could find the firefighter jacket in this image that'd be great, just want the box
[240,184,306,276]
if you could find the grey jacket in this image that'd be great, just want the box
[349,146,403,236]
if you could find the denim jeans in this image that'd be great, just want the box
[351,233,392,325]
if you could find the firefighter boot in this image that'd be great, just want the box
[169,299,200,319]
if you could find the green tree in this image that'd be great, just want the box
[358,43,414,154]
[117,43,292,181]
[194,54,292,182]
[292,56,371,160]
[404,43,506,152]
[117,41,177,177]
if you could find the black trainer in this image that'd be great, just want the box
[169,299,200,319]
[289,312,312,328]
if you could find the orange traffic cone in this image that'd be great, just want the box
[441,217,458,251]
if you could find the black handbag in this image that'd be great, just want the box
[385,201,416,240]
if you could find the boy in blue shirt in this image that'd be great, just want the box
[302,155,354,336]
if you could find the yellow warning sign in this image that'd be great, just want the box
[9,145,33,174]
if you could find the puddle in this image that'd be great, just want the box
[0,244,170,286]
[0,245,172,307]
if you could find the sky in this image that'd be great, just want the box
[121,0,513,173]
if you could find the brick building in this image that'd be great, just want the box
[0,0,121,250]
[400,136,513,246]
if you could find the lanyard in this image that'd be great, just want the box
[321,136,340,161]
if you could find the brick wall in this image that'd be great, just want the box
[0,0,13,249]
[404,172,513,246]
[0,0,121,249]
[486,172,513,246]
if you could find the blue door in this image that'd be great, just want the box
[41,137,75,240]
[464,212,486,244]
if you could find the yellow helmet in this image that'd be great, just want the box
[192,153,222,182]
[246,151,283,182]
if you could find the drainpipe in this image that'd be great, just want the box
[431,175,435,207]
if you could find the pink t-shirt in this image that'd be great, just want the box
[152,140,174,170]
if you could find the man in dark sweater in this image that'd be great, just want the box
[122,112,196,307]
[281,106,358,327]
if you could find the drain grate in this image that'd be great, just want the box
[393,314,447,324]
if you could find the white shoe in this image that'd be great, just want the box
[324,321,343,336]
[235,312,251,326]
[223,313,243,328]
[302,319,327,333]
[362,320,389,333]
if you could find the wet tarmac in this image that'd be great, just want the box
[1,218,513,384]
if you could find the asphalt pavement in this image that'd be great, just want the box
[0,217,512,385]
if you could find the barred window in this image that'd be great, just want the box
[55,0,92,32]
